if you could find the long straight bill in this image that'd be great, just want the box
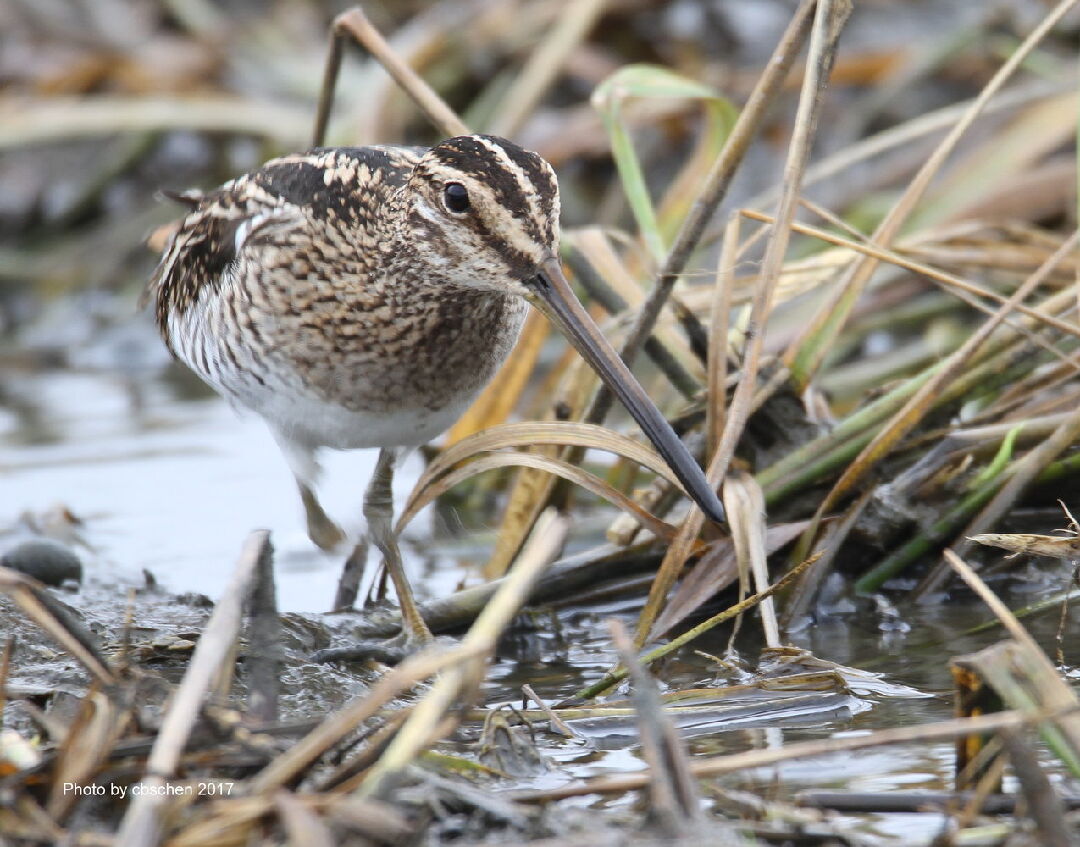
[527,257,725,525]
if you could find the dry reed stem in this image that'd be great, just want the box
[314,7,469,146]
[0,635,12,719]
[275,791,335,847]
[0,566,115,687]
[959,753,1010,827]
[358,508,569,798]
[780,490,872,628]
[248,642,484,794]
[476,340,600,577]
[999,729,1071,847]
[706,215,739,460]
[0,97,313,151]
[943,549,1080,757]
[115,531,270,847]
[569,551,820,702]
[312,708,412,791]
[636,494,709,646]
[609,619,702,836]
[159,795,272,847]
[400,450,678,541]
[399,420,690,538]
[246,536,280,723]
[521,683,576,738]
[918,406,1080,594]
[489,0,607,138]
[723,472,779,648]
[651,520,810,637]
[515,703,1080,802]
[633,0,848,646]
[793,230,1080,563]
[47,688,133,820]
[749,78,1067,216]
[784,0,1080,388]
[482,464,560,581]
[408,421,687,498]
[742,208,1080,345]
[582,0,817,429]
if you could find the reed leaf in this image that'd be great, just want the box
[592,64,736,264]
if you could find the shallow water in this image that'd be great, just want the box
[2,309,447,612]
[478,595,1079,845]
[4,302,1080,845]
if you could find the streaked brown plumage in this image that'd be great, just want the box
[148,133,723,656]
[150,139,549,467]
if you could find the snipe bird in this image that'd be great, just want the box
[148,134,724,654]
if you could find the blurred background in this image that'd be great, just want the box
[1,0,1076,610]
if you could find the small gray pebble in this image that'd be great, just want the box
[1,539,83,586]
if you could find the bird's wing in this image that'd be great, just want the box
[146,180,306,347]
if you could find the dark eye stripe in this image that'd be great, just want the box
[424,135,559,248]
[435,144,518,209]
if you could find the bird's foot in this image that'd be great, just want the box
[311,626,434,665]
[298,482,347,552]
[307,512,347,552]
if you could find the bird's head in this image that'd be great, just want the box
[405,134,726,526]
[405,134,560,293]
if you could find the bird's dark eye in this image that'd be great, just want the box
[443,182,470,213]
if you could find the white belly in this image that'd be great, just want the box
[166,282,523,459]
[252,387,474,451]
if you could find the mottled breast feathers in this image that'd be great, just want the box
[145,134,564,445]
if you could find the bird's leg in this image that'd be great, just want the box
[297,479,346,552]
[364,447,433,647]
[273,431,346,552]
